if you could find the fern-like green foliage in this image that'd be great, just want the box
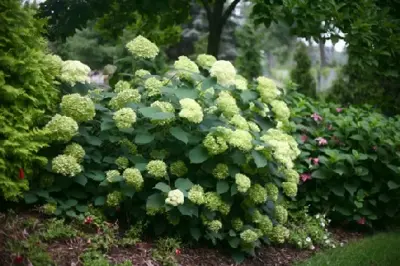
[290,42,316,98]
[0,0,59,201]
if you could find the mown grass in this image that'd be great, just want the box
[297,232,400,266]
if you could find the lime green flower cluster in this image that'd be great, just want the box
[113,108,137,129]
[240,229,259,243]
[106,191,123,207]
[123,168,144,191]
[64,143,85,162]
[283,168,300,184]
[249,101,270,117]
[256,76,279,104]
[253,213,273,235]
[114,80,131,93]
[229,114,249,130]
[179,98,203,123]
[135,69,151,78]
[266,183,279,201]
[60,60,91,86]
[232,218,244,231]
[60,93,95,122]
[88,88,104,103]
[275,205,288,224]
[248,121,260,132]
[235,75,248,90]
[207,220,222,232]
[146,160,167,179]
[196,54,216,69]
[188,185,205,205]
[210,60,236,86]
[170,160,188,177]
[126,35,159,59]
[45,114,79,142]
[268,225,290,244]
[216,91,240,118]
[248,184,268,204]
[115,156,129,169]
[227,129,253,151]
[44,54,63,75]
[119,138,137,154]
[204,192,228,213]
[145,77,163,97]
[165,189,184,206]
[174,56,199,80]
[52,154,81,176]
[270,100,290,123]
[212,163,229,179]
[203,131,229,155]
[235,173,251,193]
[42,203,57,215]
[282,181,298,197]
[106,170,120,182]
[150,149,169,160]
[109,89,141,110]
[150,101,175,125]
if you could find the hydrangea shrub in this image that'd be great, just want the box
[34,36,301,254]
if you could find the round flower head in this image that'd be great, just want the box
[203,132,229,155]
[212,163,229,179]
[196,54,217,69]
[123,168,144,191]
[106,191,122,207]
[210,60,236,87]
[268,225,289,244]
[135,69,151,78]
[204,192,223,211]
[275,205,288,224]
[44,54,62,76]
[270,100,290,122]
[165,189,184,206]
[64,143,85,162]
[283,168,300,184]
[115,156,129,169]
[229,114,249,130]
[179,98,203,123]
[106,170,120,182]
[248,184,268,204]
[45,114,79,142]
[60,60,91,86]
[228,129,253,151]
[146,160,167,179]
[207,220,222,232]
[42,203,57,215]
[248,121,260,132]
[170,160,188,177]
[144,77,163,97]
[188,185,205,205]
[174,56,200,80]
[240,229,259,243]
[126,35,159,59]
[232,218,244,231]
[235,75,248,90]
[256,215,273,235]
[265,183,279,202]
[216,91,240,118]
[150,101,175,125]
[60,93,95,123]
[109,89,141,110]
[282,181,298,197]
[114,80,131,93]
[235,173,251,193]
[257,76,279,104]
[52,155,81,177]
[113,108,137,129]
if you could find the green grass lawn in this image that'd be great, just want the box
[297,232,400,266]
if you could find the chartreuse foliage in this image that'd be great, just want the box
[287,91,400,225]
[29,36,302,255]
[0,0,60,201]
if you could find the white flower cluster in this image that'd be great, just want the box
[165,189,184,206]
[45,114,79,142]
[256,76,280,104]
[196,54,217,69]
[179,98,203,123]
[174,56,199,80]
[210,60,236,87]
[59,60,91,86]
[60,93,96,122]
[113,108,137,129]
[52,154,81,177]
[126,35,159,59]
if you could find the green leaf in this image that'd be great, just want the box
[232,251,245,264]
[231,150,246,165]
[66,210,77,217]
[333,163,349,176]
[85,171,105,181]
[35,190,49,198]
[252,150,268,168]
[178,202,198,217]
[169,127,189,144]
[344,183,358,196]
[229,237,240,248]
[103,156,115,164]
[331,186,345,196]
[379,194,390,203]
[190,227,201,241]
[74,175,87,186]
[135,133,154,144]
[154,182,171,193]
[94,196,106,206]
[312,169,329,179]
[139,107,160,117]
[175,178,194,191]
[335,205,352,216]
[350,134,364,141]
[189,145,209,164]
[216,180,230,194]
[150,112,175,120]
[240,90,258,103]
[24,193,38,204]
[76,205,88,212]
[231,184,238,196]
[64,199,78,208]
[174,87,199,99]
[86,136,102,146]
[355,166,369,176]
[146,193,165,209]
[101,120,114,131]
[108,175,124,183]
[388,181,400,190]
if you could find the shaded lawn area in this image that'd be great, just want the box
[297,232,400,266]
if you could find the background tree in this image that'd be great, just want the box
[291,42,316,98]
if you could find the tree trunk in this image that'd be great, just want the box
[319,39,327,67]
[206,0,225,58]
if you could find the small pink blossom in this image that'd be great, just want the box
[300,173,312,182]
[312,158,319,165]
[336,107,343,113]
[311,113,323,122]
[316,137,328,146]
[301,135,308,143]
[357,217,366,225]
[175,249,181,255]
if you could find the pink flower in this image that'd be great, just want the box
[84,216,93,224]
[312,158,319,165]
[14,255,23,264]
[300,173,311,182]
[311,113,323,122]
[301,135,308,143]
[316,137,328,146]
[175,249,181,255]
[336,107,343,113]
[357,217,366,225]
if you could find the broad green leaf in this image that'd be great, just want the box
[154,182,171,193]
[66,210,77,217]
[74,174,87,186]
[231,251,245,264]
[378,194,390,203]
[188,145,209,164]
[228,237,240,248]
[331,186,345,196]
[350,134,364,141]
[35,190,49,198]
[311,169,329,179]
[355,166,369,176]
[178,202,198,217]
[146,193,165,209]
[67,190,87,199]
[231,184,238,196]
[252,150,268,168]
[216,180,230,194]
[387,181,400,190]
[94,196,106,206]
[101,120,114,131]
[139,107,160,117]
[175,178,194,191]
[333,163,349,176]
[169,127,189,144]
[344,183,358,196]
[85,171,105,181]
[108,175,124,183]
[76,205,88,212]
[231,150,246,165]
[150,112,175,120]
[135,134,154,144]
[24,193,38,204]
[335,205,352,216]
[174,87,199,99]
[86,136,102,146]
[190,227,201,241]
[240,90,258,103]
[64,199,78,207]
[103,156,115,164]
